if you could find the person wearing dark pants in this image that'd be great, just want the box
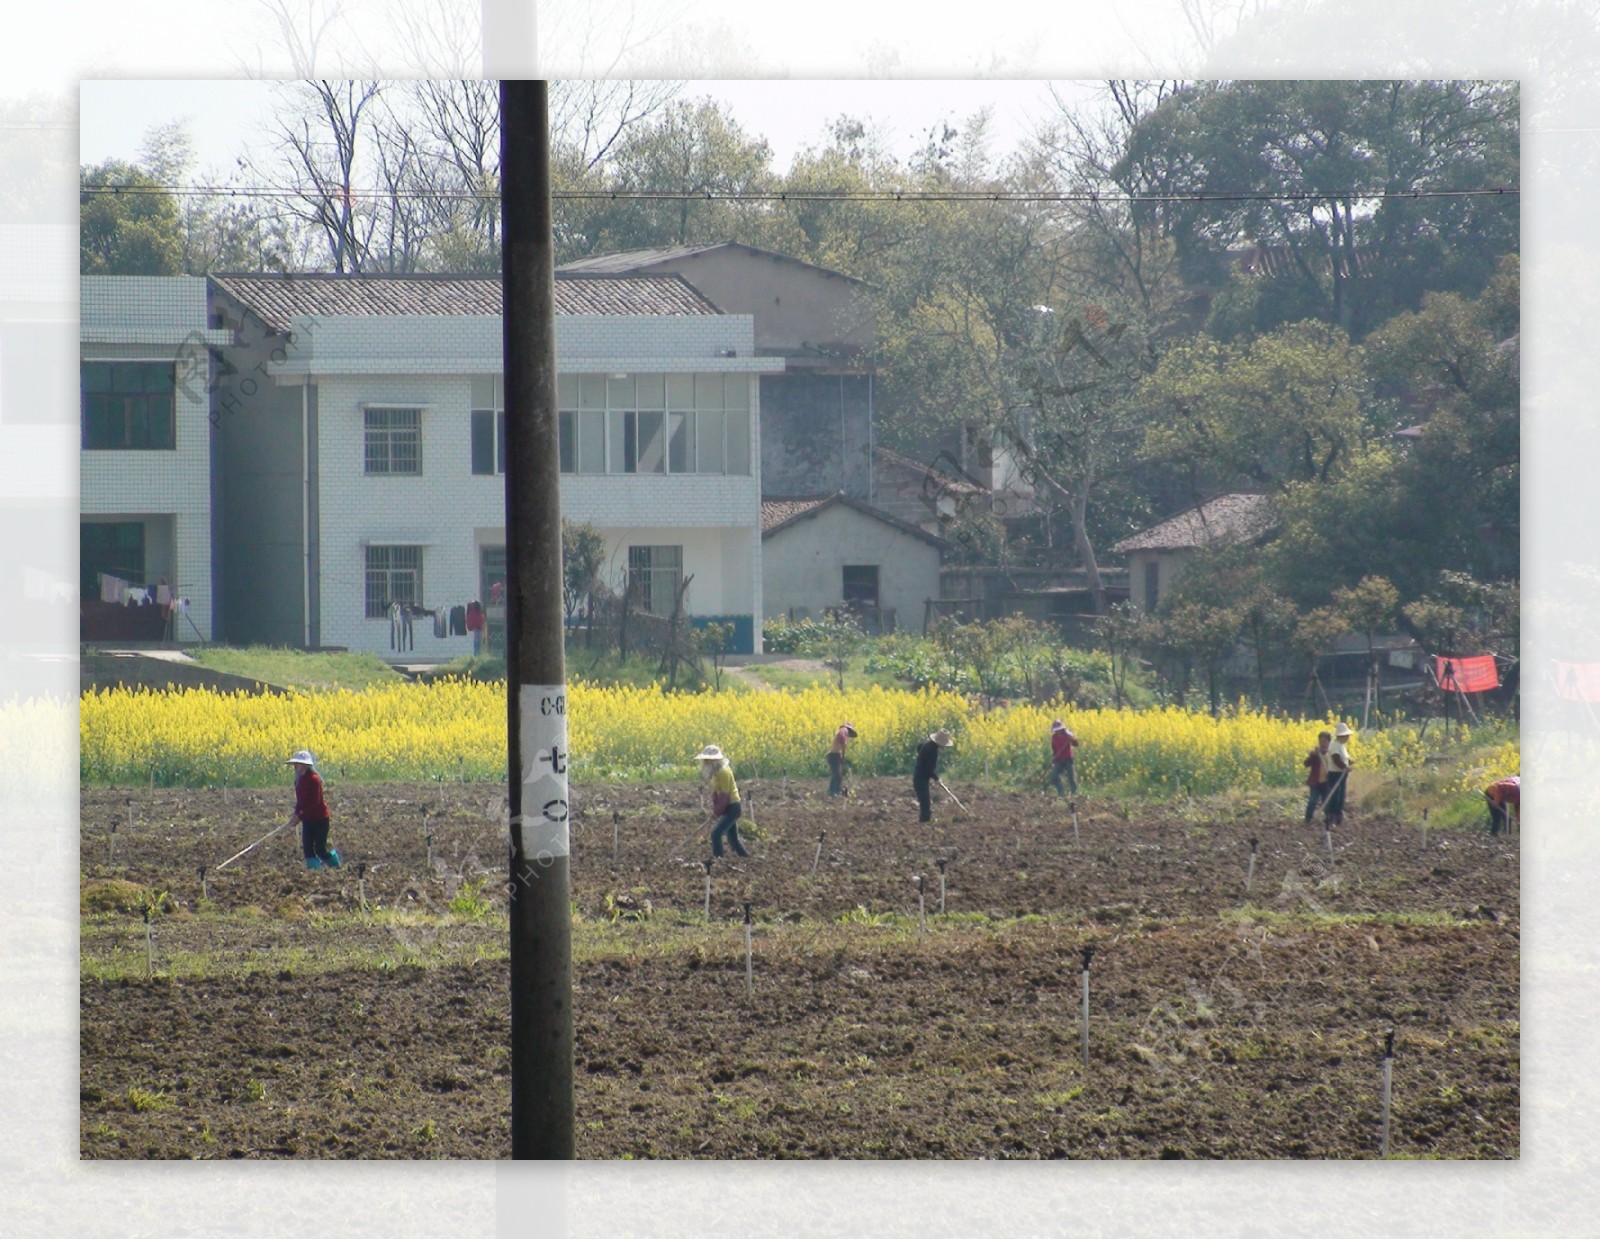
[1322,723,1354,827]
[1485,775,1520,834]
[286,749,340,870]
[697,743,749,858]
[827,723,858,796]
[913,729,954,823]
[1303,731,1333,824]
[1048,719,1079,795]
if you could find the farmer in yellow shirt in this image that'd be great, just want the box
[696,744,749,858]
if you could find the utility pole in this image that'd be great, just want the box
[501,79,573,1160]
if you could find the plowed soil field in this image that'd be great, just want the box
[80,777,1519,1159]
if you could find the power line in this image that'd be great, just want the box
[79,184,1520,205]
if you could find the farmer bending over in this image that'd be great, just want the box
[913,729,954,823]
[1484,775,1520,835]
[1049,719,1079,796]
[697,744,749,858]
[827,722,858,796]
[286,749,340,870]
[1303,730,1333,824]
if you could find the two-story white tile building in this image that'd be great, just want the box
[79,276,230,642]
[206,272,782,657]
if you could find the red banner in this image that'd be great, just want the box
[1554,661,1600,704]
[1435,655,1499,694]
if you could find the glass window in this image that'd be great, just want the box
[724,374,750,411]
[470,409,496,475]
[558,410,576,473]
[726,408,751,475]
[578,375,606,410]
[365,545,423,618]
[666,374,695,409]
[636,410,665,473]
[607,375,635,409]
[696,409,725,473]
[636,374,666,409]
[364,408,421,475]
[578,409,606,474]
[80,521,145,598]
[80,361,176,450]
[668,410,694,473]
[695,373,723,409]
[608,408,629,474]
[557,374,577,407]
[627,544,684,616]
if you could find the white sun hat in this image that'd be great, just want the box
[286,750,317,767]
[930,730,954,747]
[694,744,726,762]
[1334,723,1354,738]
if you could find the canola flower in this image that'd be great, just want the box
[82,680,1447,796]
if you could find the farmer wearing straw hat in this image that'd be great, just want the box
[696,744,749,858]
[827,723,859,796]
[1048,719,1079,795]
[913,730,954,823]
[1323,723,1355,827]
[285,750,340,870]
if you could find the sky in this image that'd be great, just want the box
[78,77,1088,179]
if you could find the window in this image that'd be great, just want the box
[471,409,506,475]
[556,373,752,475]
[366,545,423,618]
[1144,560,1160,612]
[81,521,145,598]
[364,407,421,474]
[627,544,683,616]
[843,565,880,610]
[81,362,175,450]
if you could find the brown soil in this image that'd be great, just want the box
[80,778,1519,1159]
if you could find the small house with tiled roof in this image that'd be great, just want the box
[560,242,878,500]
[761,493,946,634]
[1111,493,1276,614]
[195,271,782,655]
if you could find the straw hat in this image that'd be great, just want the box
[1334,723,1354,739]
[286,750,316,767]
[930,730,954,747]
[840,723,858,737]
[1050,719,1067,733]
[694,744,727,762]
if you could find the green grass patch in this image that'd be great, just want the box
[189,645,403,691]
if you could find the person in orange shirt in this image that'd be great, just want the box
[1484,775,1520,835]
[827,723,858,796]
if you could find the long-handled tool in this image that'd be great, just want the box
[215,819,292,871]
[937,779,972,816]
[662,816,716,863]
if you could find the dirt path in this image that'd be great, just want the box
[723,657,829,692]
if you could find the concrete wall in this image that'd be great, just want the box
[761,503,941,633]
[1124,549,1189,615]
[760,372,872,499]
[661,249,875,355]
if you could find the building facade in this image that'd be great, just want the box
[80,276,228,641]
[209,272,781,657]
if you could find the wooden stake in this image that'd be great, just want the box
[1071,799,1079,846]
[1080,946,1094,1068]
[1247,837,1258,894]
[917,874,926,939]
[197,865,208,904]
[936,858,947,914]
[703,859,714,921]
[612,810,620,872]
[1422,807,1429,851]
[743,902,753,995]
[357,861,368,912]
[811,829,826,875]
[1380,1029,1396,1158]
[143,906,154,976]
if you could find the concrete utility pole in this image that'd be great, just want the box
[501,79,573,1161]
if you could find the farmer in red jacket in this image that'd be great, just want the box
[1048,719,1079,795]
[1484,775,1520,835]
[286,749,340,870]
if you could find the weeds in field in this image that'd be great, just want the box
[447,878,495,920]
[839,906,897,927]
[126,1087,171,1112]
[245,1079,266,1102]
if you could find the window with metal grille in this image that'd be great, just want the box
[364,407,421,474]
[366,545,423,617]
[626,545,683,616]
[81,362,176,450]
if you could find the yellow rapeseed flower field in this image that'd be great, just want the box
[78,680,1450,796]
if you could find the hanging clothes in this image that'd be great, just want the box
[100,572,127,604]
[1435,655,1499,694]
[449,604,467,636]
[433,608,447,639]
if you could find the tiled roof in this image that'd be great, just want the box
[1110,493,1276,554]
[1233,243,1376,280]
[210,272,721,333]
[761,496,833,532]
[873,446,986,494]
[560,241,867,285]
[761,493,948,548]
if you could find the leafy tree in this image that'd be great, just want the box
[80,160,183,275]
[561,520,607,641]
[1332,574,1400,724]
[694,621,734,692]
